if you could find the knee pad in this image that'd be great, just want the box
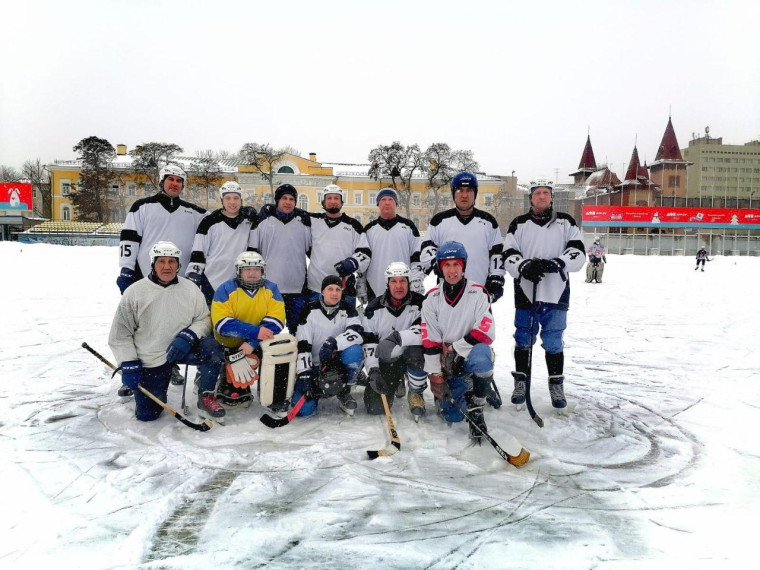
[340,344,365,367]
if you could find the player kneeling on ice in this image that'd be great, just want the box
[109,241,225,422]
[421,242,496,443]
[211,251,295,415]
[292,276,365,416]
[361,262,427,420]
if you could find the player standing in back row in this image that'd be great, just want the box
[420,172,505,303]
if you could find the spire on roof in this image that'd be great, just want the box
[654,116,683,161]
[577,135,597,170]
[623,146,650,182]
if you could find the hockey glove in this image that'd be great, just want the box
[166,328,198,363]
[376,331,403,363]
[441,349,465,378]
[334,257,359,277]
[518,259,544,283]
[319,337,338,364]
[225,349,258,389]
[537,258,565,274]
[368,367,391,395]
[186,272,204,288]
[484,275,505,303]
[116,267,138,294]
[120,360,143,391]
[429,373,451,401]
[409,276,425,295]
[241,206,257,220]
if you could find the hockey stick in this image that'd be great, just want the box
[181,364,189,415]
[525,283,544,428]
[260,394,306,428]
[454,399,530,467]
[81,342,213,432]
[367,393,401,459]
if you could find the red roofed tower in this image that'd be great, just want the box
[569,135,597,185]
[613,146,661,206]
[649,116,691,204]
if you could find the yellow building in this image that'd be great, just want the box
[47,148,505,232]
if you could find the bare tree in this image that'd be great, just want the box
[239,142,290,197]
[367,142,426,218]
[0,165,21,182]
[129,142,184,191]
[22,159,52,218]
[190,150,225,209]
[423,144,479,214]
[71,136,117,222]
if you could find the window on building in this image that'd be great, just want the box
[369,192,377,204]
[128,183,136,196]
[264,193,273,204]
[412,193,421,207]
[208,189,216,202]
[412,215,420,228]
[484,194,494,208]
[62,206,71,220]
[61,181,71,196]
[111,183,120,195]
[668,175,680,188]
[298,195,309,211]
[354,191,362,205]
[278,166,295,174]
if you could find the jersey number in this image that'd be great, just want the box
[120,244,132,258]
[477,317,492,333]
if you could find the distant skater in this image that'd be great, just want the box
[695,248,710,271]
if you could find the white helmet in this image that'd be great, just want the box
[385,261,410,282]
[159,164,187,188]
[529,177,553,193]
[219,181,242,200]
[235,251,266,290]
[149,241,181,265]
[319,184,345,203]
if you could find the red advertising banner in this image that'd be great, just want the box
[582,205,760,229]
[0,182,33,212]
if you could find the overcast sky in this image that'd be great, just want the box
[2,0,758,183]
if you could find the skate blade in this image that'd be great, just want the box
[514,402,526,411]
[555,407,569,416]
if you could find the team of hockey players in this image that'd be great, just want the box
[109,166,586,447]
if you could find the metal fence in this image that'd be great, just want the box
[583,231,760,256]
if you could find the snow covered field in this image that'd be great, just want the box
[1,242,758,569]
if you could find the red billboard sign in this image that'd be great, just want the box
[582,205,760,229]
[0,182,33,212]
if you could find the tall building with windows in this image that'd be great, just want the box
[682,131,760,206]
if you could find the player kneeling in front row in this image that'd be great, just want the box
[421,242,496,443]
[293,276,365,416]
[362,262,428,420]
[109,241,225,422]
[211,252,293,416]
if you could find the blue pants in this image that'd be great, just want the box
[514,303,567,354]
[283,293,309,335]
[134,336,225,422]
[291,344,364,417]
[437,343,494,423]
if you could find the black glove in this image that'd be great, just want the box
[334,257,359,277]
[241,206,258,220]
[537,258,564,274]
[368,367,392,395]
[376,331,403,363]
[441,349,465,378]
[518,259,544,283]
[116,267,138,294]
[166,328,198,362]
[121,360,143,390]
[319,337,338,364]
[296,370,317,399]
[485,275,504,302]
[186,272,204,288]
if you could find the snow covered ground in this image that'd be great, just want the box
[1,242,758,569]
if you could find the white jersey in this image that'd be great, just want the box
[296,299,364,372]
[119,192,207,276]
[186,208,256,290]
[420,208,504,286]
[363,216,424,297]
[307,213,370,293]
[109,276,211,368]
[421,280,495,375]
[587,243,606,260]
[503,209,585,309]
[361,291,424,369]
[248,205,312,295]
